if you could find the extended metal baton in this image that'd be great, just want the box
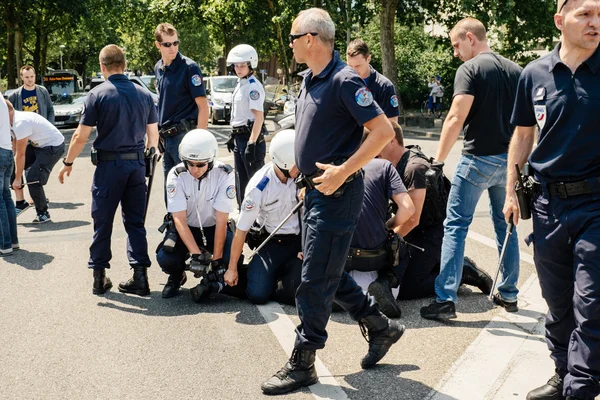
[247,200,304,260]
[489,217,515,300]
[10,181,40,190]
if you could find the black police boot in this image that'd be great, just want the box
[261,348,318,395]
[92,269,112,295]
[190,281,222,303]
[526,371,565,400]
[359,313,405,369]
[420,300,457,320]
[460,256,493,295]
[118,266,150,296]
[161,272,187,298]
[368,272,401,319]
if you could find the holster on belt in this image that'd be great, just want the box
[515,163,535,220]
[90,146,98,166]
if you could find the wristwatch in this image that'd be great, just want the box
[62,158,73,167]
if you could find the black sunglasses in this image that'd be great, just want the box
[186,161,208,168]
[289,32,318,44]
[159,40,180,48]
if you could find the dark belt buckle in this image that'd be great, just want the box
[554,182,568,198]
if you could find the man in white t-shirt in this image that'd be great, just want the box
[0,100,18,255]
[6,100,65,223]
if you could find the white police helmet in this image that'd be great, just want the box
[226,44,259,69]
[179,129,218,162]
[269,129,296,171]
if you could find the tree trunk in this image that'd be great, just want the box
[266,0,291,84]
[33,26,42,77]
[380,0,402,112]
[15,24,23,83]
[6,4,17,89]
[41,33,49,76]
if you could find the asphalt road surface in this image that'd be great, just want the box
[0,122,560,400]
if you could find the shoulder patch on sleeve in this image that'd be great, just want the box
[390,95,399,108]
[256,176,270,191]
[174,166,188,176]
[219,164,233,174]
[249,90,261,100]
[226,185,236,199]
[191,74,203,87]
[355,87,373,107]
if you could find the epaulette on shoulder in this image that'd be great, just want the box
[256,176,270,191]
[248,77,256,84]
[174,166,188,176]
[219,164,233,174]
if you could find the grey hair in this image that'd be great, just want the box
[295,8,335,48]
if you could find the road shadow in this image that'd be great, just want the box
[96,287,255,318]
[49,202,85,210]
[20,220,90,231]
[2,249,55,270]
[341,364,459,400]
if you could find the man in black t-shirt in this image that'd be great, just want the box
[380,122,492,300]
[420,18,522,321]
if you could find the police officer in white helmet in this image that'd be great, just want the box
[225,129,303,305]
[156,129,241,302]
[226,44,267,206]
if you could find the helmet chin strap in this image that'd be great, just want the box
[276,165,291,178]
[183,160,214,188]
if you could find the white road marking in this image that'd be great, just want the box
[428,231,552,400]
[257,302,350,400]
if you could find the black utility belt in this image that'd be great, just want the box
[270,233,301,243]
[97,152,141,161]
[159,120,197,138]
[297,168,363,193]
[547,177,600,198]
[348,247,387,258]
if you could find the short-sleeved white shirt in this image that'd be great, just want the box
[236,163,300,235]
[230,75,265,127]
[0,99,11,150]
[166,161,236,228]
[11,110,64,148]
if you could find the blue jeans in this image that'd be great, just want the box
[0,148,18,249]
[435,153,520,303]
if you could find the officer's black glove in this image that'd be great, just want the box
[245,142,257,163]
[211,258,226,269]
[226,136,235,153]
[186,252,212,277]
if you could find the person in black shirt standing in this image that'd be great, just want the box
[420,18,522,320]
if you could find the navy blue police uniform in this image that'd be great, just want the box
[155,52,206,181]
[364,66,400,119]
[511,43,600,400]
[81,74,157,271]
[294,51,385,350]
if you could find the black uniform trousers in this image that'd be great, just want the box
[531,184,600,400]
[295,176,379,351]
[233,133,265,205]
[89,157,150,270]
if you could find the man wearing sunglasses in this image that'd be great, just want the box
[156,129,241,302]
[261,8,403,396]
[153,23,209,195]
[506,1,600,399]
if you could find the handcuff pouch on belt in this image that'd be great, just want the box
[246,223,268,250]
[515,163,536,220]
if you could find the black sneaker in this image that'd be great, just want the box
[32,211,51,224]
[15,201,31,218]
[493,293,518,313]
[420,300,457,320]
[461,256,493,295]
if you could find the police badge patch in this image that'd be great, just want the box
[167,183,177,198]
[243,199,255,211]
[226,185,236,199]
[191,74,203,87]
[355,87,373,107]
[534,105,547,130]
[390,95,399,108]
[249,90,260,100]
